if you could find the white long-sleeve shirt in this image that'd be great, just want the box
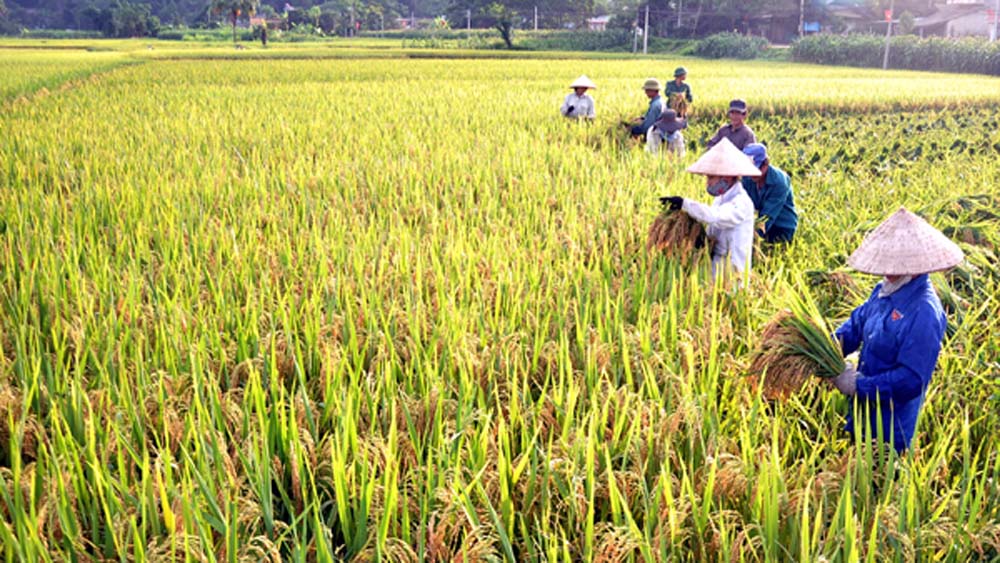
[682,182,755,280]
[560,93,595,119]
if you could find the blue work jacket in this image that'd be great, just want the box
[636,95,665,135]
[741,165,798,237]
[834,274,946,452]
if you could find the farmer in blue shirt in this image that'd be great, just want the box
[741,143,798,243]
[831,208,964,453]
[630,78,665,139]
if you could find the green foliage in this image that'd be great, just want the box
[14,29,105,39]
[212,0,260,43]
[445,0,594,49]
[359,29,694,53]
[486,2,515,48]
[898,10,915,35]
[694,31,769,59]
[516,29,629,51]
[86,0,161,38]
[792,34,1000,76]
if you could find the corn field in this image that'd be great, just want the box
[1,42,1000,562]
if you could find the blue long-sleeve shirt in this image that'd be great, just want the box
[834,274,946,452]
[741,165,798,237]
[631,95,665,136]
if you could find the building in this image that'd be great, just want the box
[587,15,611,31]
[824,0,881,33]
[914,2,993,37]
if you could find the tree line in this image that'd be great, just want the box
[0,0,946,40]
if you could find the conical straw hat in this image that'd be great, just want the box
[570,75,596,89]
[847,207,965,275]
[686,138,761,177]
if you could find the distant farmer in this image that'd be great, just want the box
[741,143,798,243]
[561,75,596,120]
[647,109,687,157]
[659,138,762,282]
[629,78,665,139]
[260,24,268,47]
[831,208,964,453]
[665,67,692,118]
[705,99,757,151]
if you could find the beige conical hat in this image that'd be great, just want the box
[570,75,596,89]
[847,207,965,275]
[686,138,761,177]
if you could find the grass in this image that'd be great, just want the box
[0,44,998,561]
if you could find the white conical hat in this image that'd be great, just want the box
[570,75,596,89]
[686,138,761,177]
[847,207,965,275]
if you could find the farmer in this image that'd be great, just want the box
[664,67,692,117]
[659,138,761,282]
[629,78,665,139]
[741,143,798,243]
[560,75,596,120]
[830,208,964,453]
[705,99,757,150]
[647,109,687,157]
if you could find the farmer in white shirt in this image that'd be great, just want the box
[560,75,596,120]
[659,138,761,283]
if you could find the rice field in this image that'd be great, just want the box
[1,42,1000,562]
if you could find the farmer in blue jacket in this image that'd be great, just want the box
[741,143,798,243]
[831,208,964,453]
[629,78,665,139]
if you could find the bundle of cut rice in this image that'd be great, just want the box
[646,209,706,263]
[668,93,689,118]
[748,293,846,400]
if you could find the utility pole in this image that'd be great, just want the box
[632,6,639,53]
[642,4,649,55]
[349,4,354,37]
[992,0,999,42]
[882,0,894,70]
[380,12,384,37]
[799,0,805,37]
[677,0,682,29]
[534,5,538,31]
[466,9,471,31]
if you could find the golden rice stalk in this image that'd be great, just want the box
[668,92,689,117]
[646,209,706,264]
[748,292,846,400]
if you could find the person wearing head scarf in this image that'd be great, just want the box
[830,208,964,453]
[659,138,761,283]
[647,109,687,157]
[561,75,596,120]
[705,99,756,150]
[741,143,798,243]
[629,78,665,138]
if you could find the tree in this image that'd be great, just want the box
[448,0,530,47]
[114,1,160,36]
[212,0,260,44]
[0,0,12,34]
[487,2,516,47]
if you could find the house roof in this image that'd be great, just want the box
[826,6,873,21]
[823,0,868,6]
[913,3,985,28]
